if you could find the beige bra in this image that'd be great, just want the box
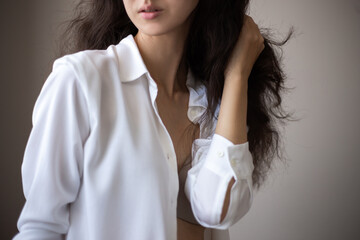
[176,156,201,225]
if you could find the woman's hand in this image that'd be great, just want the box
[224,15,265,83]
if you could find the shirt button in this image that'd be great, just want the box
[188,108,199,120]
[230,158,237,167]
[217,150,224,157]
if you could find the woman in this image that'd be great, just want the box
[14,0,292,239]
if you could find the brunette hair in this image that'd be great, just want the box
[60,0,296,189]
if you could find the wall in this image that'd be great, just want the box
[1,0,359,239]
[230,0,360,239]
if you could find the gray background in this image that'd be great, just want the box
[1,0,359,239]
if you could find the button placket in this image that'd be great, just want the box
[147,73,178,173]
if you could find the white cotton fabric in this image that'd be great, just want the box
[13,34,255,240]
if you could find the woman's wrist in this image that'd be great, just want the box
[224,71,249,93]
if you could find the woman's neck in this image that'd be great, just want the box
[134,29,189,98]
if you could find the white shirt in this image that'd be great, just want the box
[14,34,255,240]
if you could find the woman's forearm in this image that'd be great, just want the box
[215,73,248,145]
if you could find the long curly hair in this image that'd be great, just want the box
[59,0,295,189]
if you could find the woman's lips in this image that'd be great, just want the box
[139,10,163,20]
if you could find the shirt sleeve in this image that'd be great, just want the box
[13,61,90,239]
[184,132,254,229]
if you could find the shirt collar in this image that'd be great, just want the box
[116,34,208,110]
[116,34,148,82]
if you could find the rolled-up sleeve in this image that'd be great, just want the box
[13,62,90,239]
[185,133,254,229]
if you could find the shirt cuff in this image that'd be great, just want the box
[202,133,254,181]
